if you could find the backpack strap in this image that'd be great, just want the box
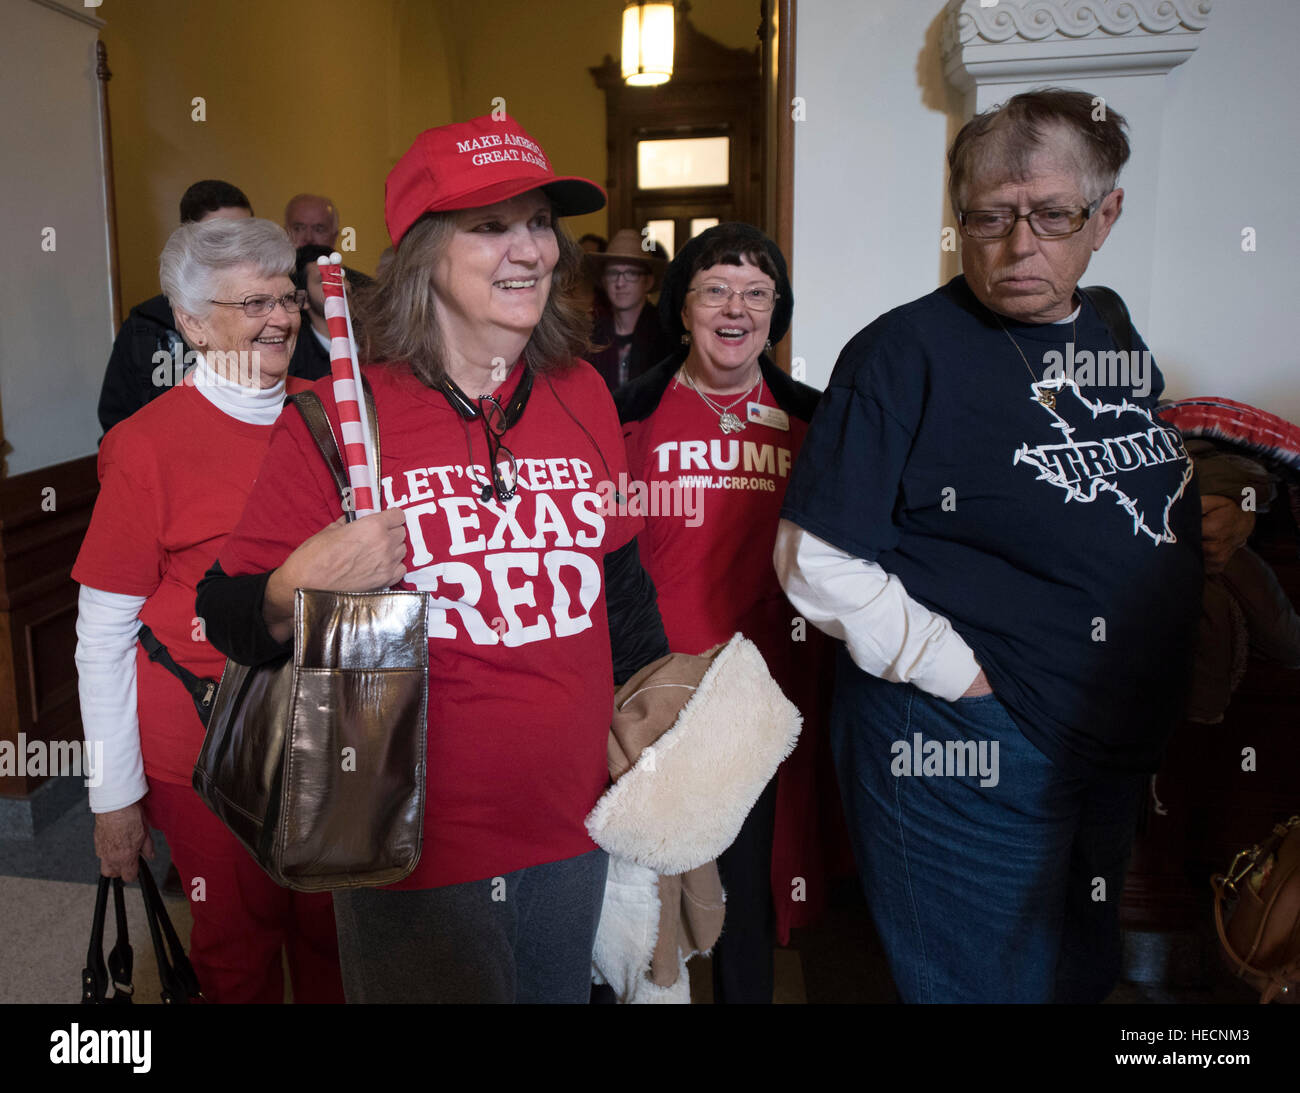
[1082,285,1136,354]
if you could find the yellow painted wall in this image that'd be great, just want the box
[101,0,455,309]
[101,0,761,306]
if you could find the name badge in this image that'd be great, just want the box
[747,402,789,431]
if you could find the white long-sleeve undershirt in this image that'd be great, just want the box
[773,520,981,702]
[75,586,149,813]
[75,355,288,812]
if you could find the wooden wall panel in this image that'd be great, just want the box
[0,454,97,798]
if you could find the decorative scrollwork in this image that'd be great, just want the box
[943,0,1212,55]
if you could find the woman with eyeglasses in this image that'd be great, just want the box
[72,217,346,1003]
[193,116,668,1003]
[614,222,839,1003]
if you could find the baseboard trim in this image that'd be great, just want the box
[0,774,84,838]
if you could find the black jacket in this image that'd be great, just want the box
[98,294,187,438]
[588,303,675,392]
[289,324,333,384]
[97,296,333,441]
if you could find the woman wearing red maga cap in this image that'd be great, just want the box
[195,115,670,1003]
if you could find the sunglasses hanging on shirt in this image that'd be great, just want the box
[438,365,534,503]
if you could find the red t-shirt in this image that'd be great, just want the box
[72,379,310,785]
[623,376,809,664]
[218,360,641,889]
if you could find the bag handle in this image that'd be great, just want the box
[289,375,382,525]
[107,874,133,1001]
[1212,886,1299,1003]
[82,875,114,1003]
[1211,818,1300,1003]
[137,857,203,1004]
[82,861,203,1004]
[82,873,135,1003]
[81,873,137,1004]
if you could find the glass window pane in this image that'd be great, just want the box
[689,218,719,239]
[637,137,730,189]
[644,220,675,259]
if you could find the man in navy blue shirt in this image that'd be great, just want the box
[776,89,1218,1003]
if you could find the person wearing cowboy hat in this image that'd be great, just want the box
[586,228,673,390]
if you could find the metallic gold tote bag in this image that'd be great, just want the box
[193,387,427,891]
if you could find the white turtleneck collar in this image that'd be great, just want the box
[190,353,288,427]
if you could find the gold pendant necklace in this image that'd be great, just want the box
[994,310,1076,411]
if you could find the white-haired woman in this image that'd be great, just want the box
[73,217,345,1004]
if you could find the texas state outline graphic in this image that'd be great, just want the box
[1011,378,1193,546]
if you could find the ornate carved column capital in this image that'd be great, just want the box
[942,0,1213,90]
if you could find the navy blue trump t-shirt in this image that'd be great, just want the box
[782,276,1203,774]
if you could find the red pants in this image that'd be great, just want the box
[144,777,345,1004]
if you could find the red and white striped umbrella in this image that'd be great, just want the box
[318,255,379,516]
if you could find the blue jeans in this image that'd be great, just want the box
[830,653,1144,1003]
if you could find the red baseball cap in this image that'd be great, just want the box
[385,114,607,245]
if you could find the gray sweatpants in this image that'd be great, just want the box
[331,849,608,1003]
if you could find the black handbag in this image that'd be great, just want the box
[82,858,203,1004]
[192,384,428,892]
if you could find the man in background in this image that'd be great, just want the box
[284,193,339,248]
[288,244,372,382]
[96,180,252,437]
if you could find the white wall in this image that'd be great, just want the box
[0,0,113,475]
[1148,0,1299,417]
[791,1,957,388]
[793,0,1300,425]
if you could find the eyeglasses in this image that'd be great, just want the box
[957,196,1106,240]
[686,283,779,311]
[476,395,519,502]
[208,290,309,317]
[603,268,649,284]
